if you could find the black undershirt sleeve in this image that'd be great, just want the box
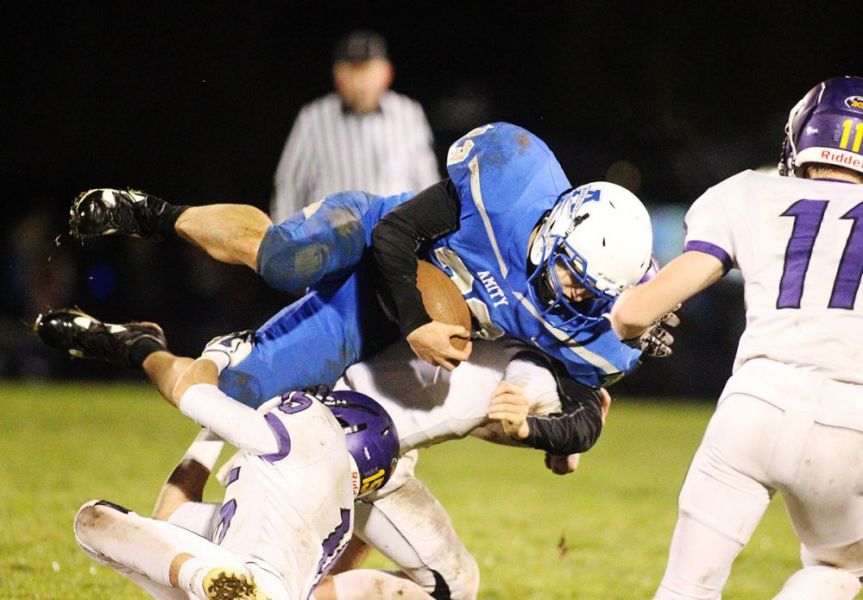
[371,179,461,337]
[514,352,604,454]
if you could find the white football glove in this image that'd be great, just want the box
[200,330,255,373]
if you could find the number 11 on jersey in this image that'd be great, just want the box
[777,199,863,310]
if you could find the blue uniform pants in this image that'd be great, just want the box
[218,191,412,407]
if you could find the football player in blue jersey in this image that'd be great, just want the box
[37,122,675,599]
[50,123,671,454]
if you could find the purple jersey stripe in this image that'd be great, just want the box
[261,412,291,462]
[215,499,237,545]
[313,508,352,587]
[226,466,241,486]
[684,240,733,274]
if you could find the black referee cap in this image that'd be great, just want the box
[332,30,388,63]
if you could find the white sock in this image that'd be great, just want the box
[176,556,209,595]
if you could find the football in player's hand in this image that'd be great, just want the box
[416,260,472,350]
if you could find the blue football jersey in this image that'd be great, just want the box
[424,122,641,387]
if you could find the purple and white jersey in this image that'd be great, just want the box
[684,170,863,384]
[180,385,354,599]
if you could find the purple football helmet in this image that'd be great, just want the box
[323,390,400,498]
[779,75,863,176]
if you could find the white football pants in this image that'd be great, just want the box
[74,500,290,599]
[655,358,863,599]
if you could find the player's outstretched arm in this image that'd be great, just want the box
[171,359,279,456]
[611,251,724,341]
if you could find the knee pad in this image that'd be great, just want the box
[257,223,328,293]
[257,199,368,293]
[774,566,862,599]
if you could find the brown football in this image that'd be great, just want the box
[416,260,472,350]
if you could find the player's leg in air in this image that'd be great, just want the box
[34,266,401,408]
[69,188,269,271]
[32,307,197,405]
[67,187,411,294]
[62,189,409,407]
[40,199,406,408]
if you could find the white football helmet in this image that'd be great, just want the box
[527,181,653,320]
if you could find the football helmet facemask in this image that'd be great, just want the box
[527,181,653,326]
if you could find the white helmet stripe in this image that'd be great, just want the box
[468,156,508,277]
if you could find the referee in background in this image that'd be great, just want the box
[270,30,440,223]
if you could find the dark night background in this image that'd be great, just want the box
[2,1,860,397]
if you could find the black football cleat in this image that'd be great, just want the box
[34,308,167,368]
[69,188,172,240]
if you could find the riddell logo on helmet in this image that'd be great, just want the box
[821,150,863,168]
[845,96,863,111]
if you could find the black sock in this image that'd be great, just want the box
[128,337,165,368]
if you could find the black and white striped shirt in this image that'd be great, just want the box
[270,90,440,222]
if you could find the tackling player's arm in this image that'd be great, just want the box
[170,359,281,456]
[371,179,471,370]
[487,356,606,455]
[610,251,724,341]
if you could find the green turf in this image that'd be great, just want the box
[0,382,801,598]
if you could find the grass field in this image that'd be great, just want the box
[0,382,801,599]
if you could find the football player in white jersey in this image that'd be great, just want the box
[38,305,601,599]
[315,336,604,600]
[610,75,863,599]
[71,352,413,600]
